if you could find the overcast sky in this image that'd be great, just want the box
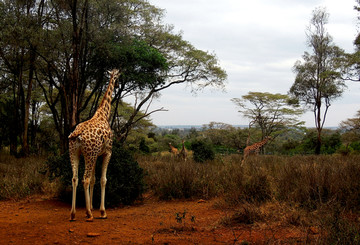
[146,0,359,127]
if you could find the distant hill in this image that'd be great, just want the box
[156,125,248,130]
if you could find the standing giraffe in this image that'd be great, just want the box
[241,136,272,165]
[68,69,120,221]
[168,143,179,157]
[179,140,187,161]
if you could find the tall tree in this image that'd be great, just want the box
[0,0,46,156]
[289,7,346,154]
[0,0,227,154]
[231,92,303,140]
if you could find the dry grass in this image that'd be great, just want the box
[138,154,360,243]
[0,153,55,200]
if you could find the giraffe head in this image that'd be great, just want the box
[108,69,120,88]
[265,136,272,141]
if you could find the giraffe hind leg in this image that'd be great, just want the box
[89,167,96,211]
[83,157,96,222]
[69,143,80,221]
[99,151,111,219]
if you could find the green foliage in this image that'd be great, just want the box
[139,138,150,154]
[47,141,145,206]
[191,139,215,163]
[232,92,304,138]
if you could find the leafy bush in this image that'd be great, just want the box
[191,139,215,163]
[47,141,145,207]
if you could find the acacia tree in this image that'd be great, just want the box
[289,7,346,154]
[339,110,360,145]
[0,0,226,153]
[231,92,303,142]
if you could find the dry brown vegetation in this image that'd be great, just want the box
[2,152,360,243]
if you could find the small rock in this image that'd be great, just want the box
[197,199,206,203]
[69,229,75,233]
[87,233,100,237]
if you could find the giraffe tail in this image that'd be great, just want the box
[68,125,83,140]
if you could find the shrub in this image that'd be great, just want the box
[139,156,220,200]
[221,160,271,205]
[191,139,215,163]
[47,141,145,207]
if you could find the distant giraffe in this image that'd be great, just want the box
[168,143,179,157]
[179,140,187,161]
[241,136,272,165]
[68,69,120,221]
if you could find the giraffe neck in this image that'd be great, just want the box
[94,74,117,121]
[256,138,269,148]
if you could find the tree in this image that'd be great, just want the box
[0,0,227,154]
[0,0,46,156]
[231,92,304,140]
[342,0,360,82]
[289,7,346,154]
[339,110,360,145]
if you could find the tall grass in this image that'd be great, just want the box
[0,153,49,200]
[139,154,360,242]
[139,154,360,211]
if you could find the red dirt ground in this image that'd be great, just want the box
[0,195,318,244]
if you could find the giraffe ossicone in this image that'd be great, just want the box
[68,69,120,221]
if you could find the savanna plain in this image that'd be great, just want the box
[1,152,360,244]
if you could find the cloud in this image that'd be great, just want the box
[148,0,359,127]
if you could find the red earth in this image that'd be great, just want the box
[0,195,318,244]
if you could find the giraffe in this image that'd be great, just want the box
[241,136,272,165]
[68,69,120,222]
[168,143,179,157]
[179,140,187,161]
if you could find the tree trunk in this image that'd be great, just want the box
[22,51,35,156]
[315,129,322,155]
[314,98,322,155]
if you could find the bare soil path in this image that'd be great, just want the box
[0,195,314,244]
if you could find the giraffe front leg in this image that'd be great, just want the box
[100,152,111,219]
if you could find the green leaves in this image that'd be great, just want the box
[232,92,304,138]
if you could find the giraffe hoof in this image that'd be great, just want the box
[100,210,107,219]
[70,213,76,221]
[86,217,94,222]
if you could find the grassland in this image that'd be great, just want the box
[2,152,360,243]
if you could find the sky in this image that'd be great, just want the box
[146,0,360,127]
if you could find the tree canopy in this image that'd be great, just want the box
[0,0,227,154]
[231,92,304,140]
